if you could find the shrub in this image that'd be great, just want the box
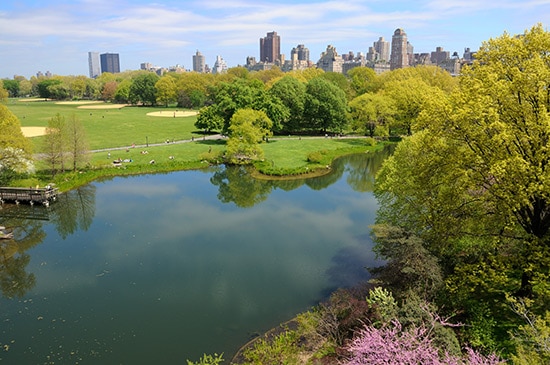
[242,330,300,365]
[307,151,323,163]
[186,353,224,365]
[342,319,504,365]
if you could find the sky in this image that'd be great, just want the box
[1,0,550,79]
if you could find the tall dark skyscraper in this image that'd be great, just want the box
[260,31,280,63]
[100,53,120,73]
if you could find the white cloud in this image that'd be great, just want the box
[1,0,550,77]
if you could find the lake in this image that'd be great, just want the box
[0,147,391,364]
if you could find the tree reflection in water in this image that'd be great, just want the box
[0,185,96,298]
[211,144,395,207]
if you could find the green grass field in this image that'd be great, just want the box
[8,99,202,150]
[6,98,381,190]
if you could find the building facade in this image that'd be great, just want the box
[88,51,101,78]
[100,53,120,73]
[370,37,390,62]
[316,45,344,73]
[291,44,309,62]
[390,29,409,70]
[212,55,227,74]
[260,31,281,63]
[193,50,206,73]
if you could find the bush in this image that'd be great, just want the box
[186,353,224,365]
[242,330,300,365]
[342,319,504,365]
[307,151,323,163]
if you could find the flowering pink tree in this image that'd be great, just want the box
[342,320,504,365]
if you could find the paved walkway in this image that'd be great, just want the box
[90,134,225,153]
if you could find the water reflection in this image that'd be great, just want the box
[0,146,393,363]
[211,144,395,208]
[0,186,96,298]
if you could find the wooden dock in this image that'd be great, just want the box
[0,187,59,206]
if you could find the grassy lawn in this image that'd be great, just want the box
[6,99,383,190]
[8,99,202,150]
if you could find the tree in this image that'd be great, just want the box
[0,104,32,154]
[374,25,550,352]
[2,79,20,97]
[343,320,504,365]
[347,66,378,97]
[43,113,67,174]
[348,92,396,136]
[102,81,118,101]
[114,79,131,103]
[269,76,306,133]
[155,75,177,107]
[195,106,224,132]
[36,78,62,99]
[129,72,160,105]
[65,114,89,171]
[382,77,440,135]
[303,77,348,133]
[225,108,272,164]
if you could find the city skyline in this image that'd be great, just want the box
[1,0,550,79]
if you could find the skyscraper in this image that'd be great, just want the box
[291,44,309,62]
[260,31,281,63]
[193,50,206,73]
[373,37,390,62]
[88,51,100,78]
[100,53,120,74]
[212,55,227,74]
[390,29,408,70]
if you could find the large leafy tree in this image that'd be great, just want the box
[269,76,306,133]
[155,75,177,107]
[0,104,31,154]
[225,108,272,164]
[347,66,378,97]
[129,72,160,106]
[303,77,348,133]
[348,92,396,136]
[198,78,286,135]
[2,79,20,97]
[375,25,550,351]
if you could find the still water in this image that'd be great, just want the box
[0,148,391,364]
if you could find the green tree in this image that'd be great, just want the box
[65,114,89,171]
[206,78,285,134]
[347,66,378,97]
[195,106,224,132]
[303,77,348,133]
[374,24,550,353]
[0,104,31,154]
[2,79,20,97]
[114,79,131,103]
[36,78,62,99]
[225,108,272,164]
[269,76,306,133]
[43,113,67,174]
[155,75,177,107]
[348,92,396,136]
[129,72,160,105]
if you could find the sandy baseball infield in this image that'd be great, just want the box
[21,127,48,137]
[56,101,103,105]
[77,104,128,109]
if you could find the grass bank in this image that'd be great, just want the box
[30,137,381,192]
[7,99,384,191]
